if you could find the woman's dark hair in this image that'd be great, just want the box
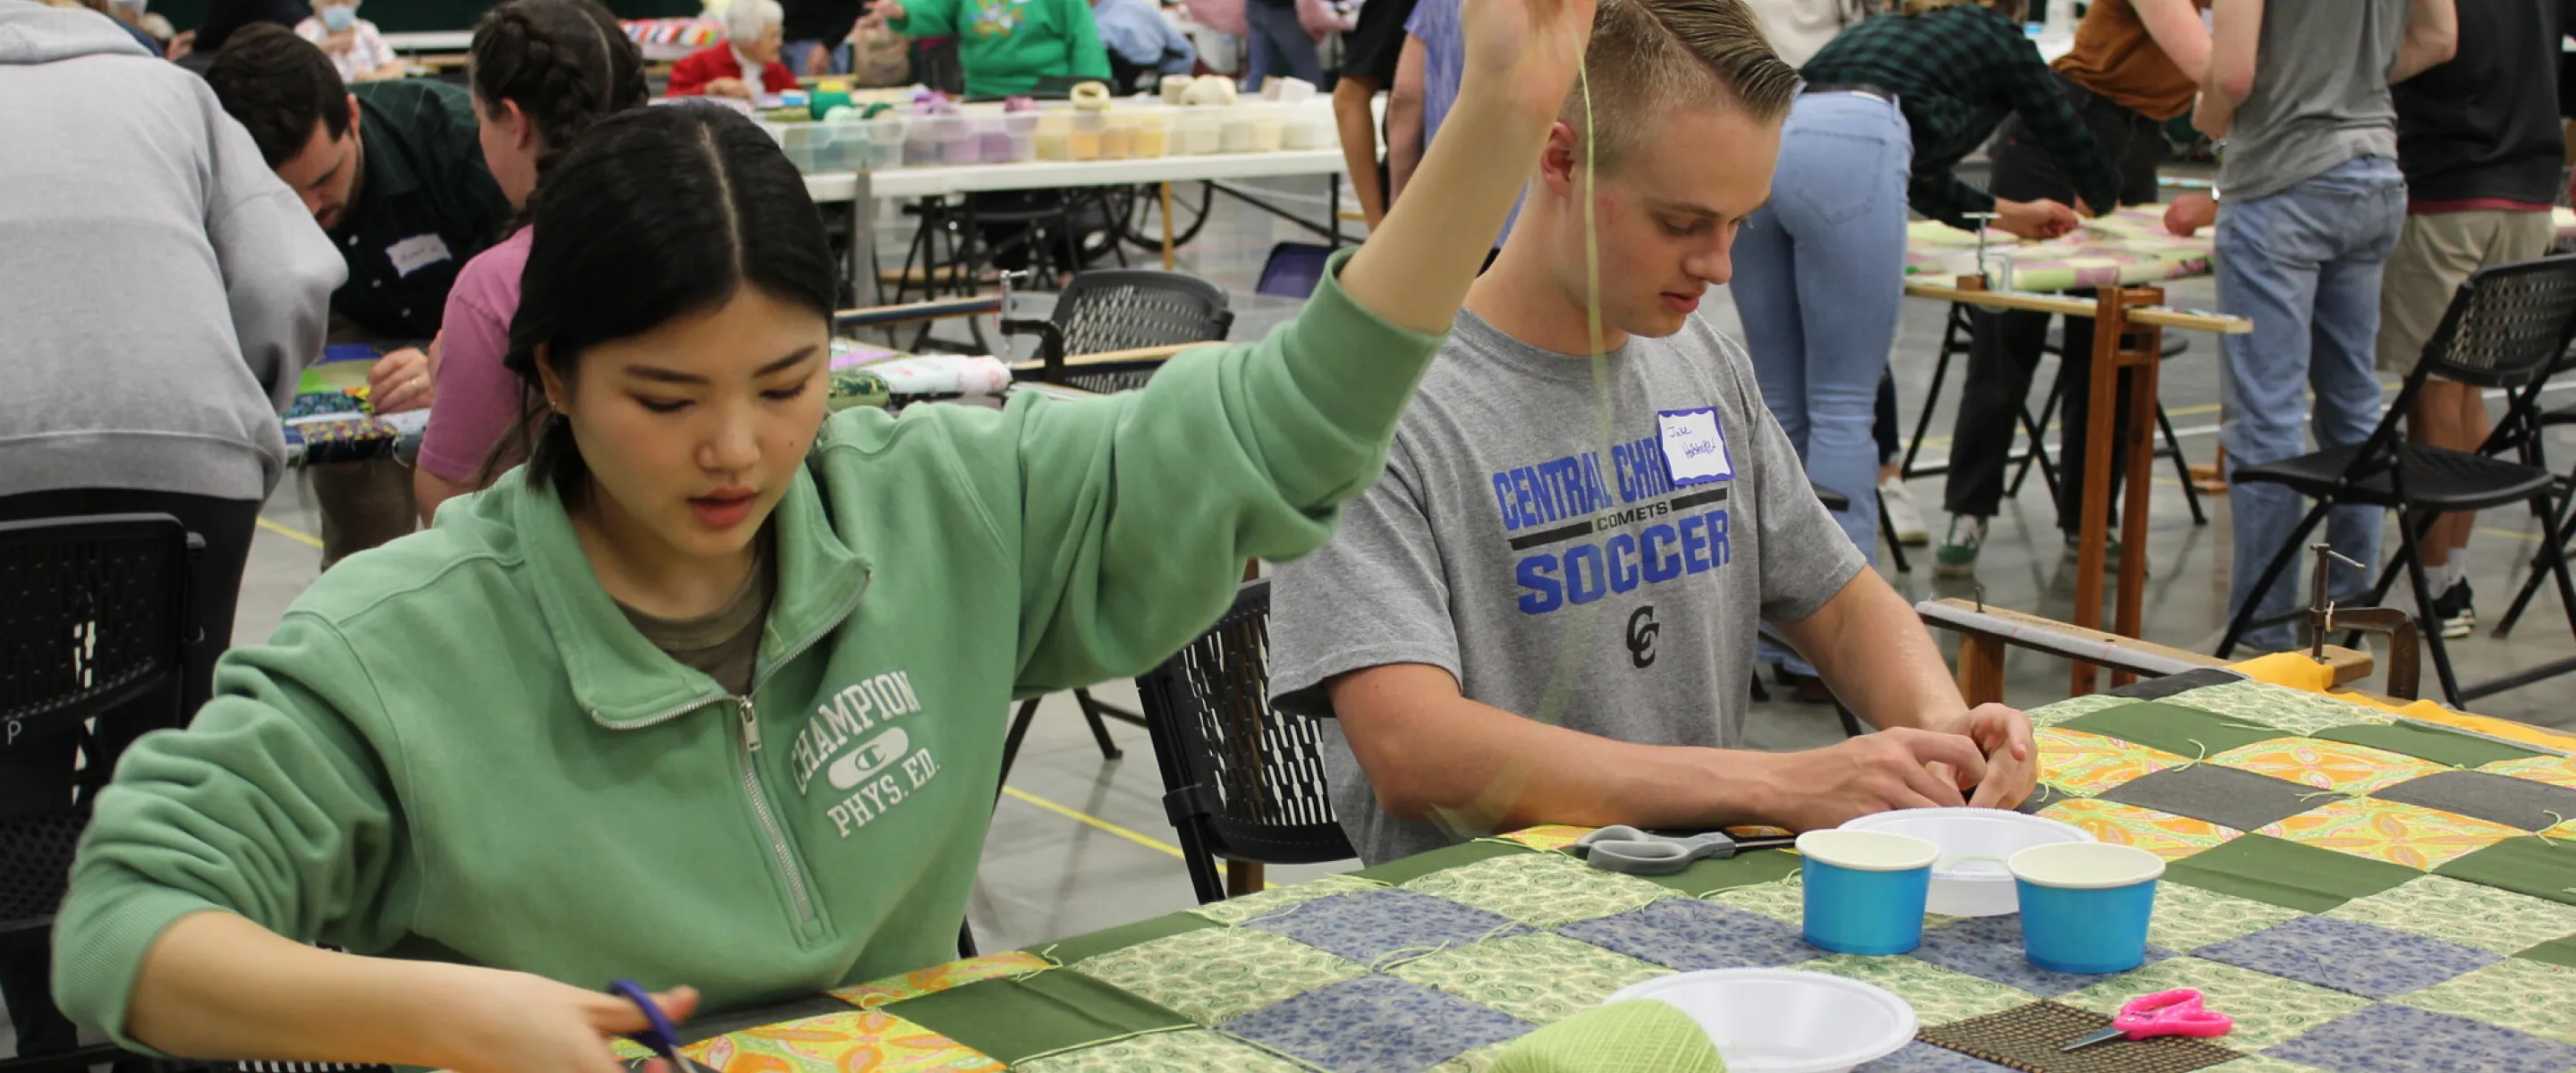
[469,0,648,181]
[494,105,836,496]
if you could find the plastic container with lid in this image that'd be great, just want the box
[1035,112,1073,160]
[774,122,837,173]
[986,113,1038,164]
[1128,108,1170,158]
[819,116,872,170]
[906,112,969,166]
[1247,104,1286,153]
[1280,104,1333,150]
[862,114,909,169]
[1100,113,1138,160]
[1067,110,1107,161]
[1171,108,1220,156]
[1216,105,1258,153]
[940,114,984,164]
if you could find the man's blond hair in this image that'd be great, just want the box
[1559,0,1801,172]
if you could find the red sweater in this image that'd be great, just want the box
[666,44,801,97]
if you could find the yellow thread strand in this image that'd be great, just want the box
[1537,48,1609,730]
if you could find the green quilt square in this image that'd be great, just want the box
[2521,936,2576,967]
[1639,847,1804,896]
[1066,925,1367,1025]
[2322,874,2576,954]
[1190,873,1384,926]
[1792,954,2035,1027]
[2031,693,2149,727]
[2165,680,2396,736]
[1035,911,1222,965]
[2433,834,2576,908]
[2310,722,2546,770]
[2059,956,2371,1051]
[1016,1028,1309,1072]
[1391,931,1671,1025]
[2059,701,2290,759]
[1705,878,1803,926]
[2400,957,2576,1044]
[1352,840,1535,885]
[2163,832,2420,913]
[2149,882,2306,953]
[886,968,1192,1065]
[2203,1057,2333,1073]
[1401,850,1674,927]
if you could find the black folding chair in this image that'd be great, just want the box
[0,515,195,1073]
[996,270,1234,778]
[1133,579,1357,904]
[2214,256,2576,707]
[2479,349,2576,638]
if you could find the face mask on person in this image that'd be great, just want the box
[321,4,357,31]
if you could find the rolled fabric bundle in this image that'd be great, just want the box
[1179,73,1236,106]
[1491,1001,1727,1073]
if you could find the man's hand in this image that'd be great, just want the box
[1459,0,1598,121]
[367,346,436,414]
[1994,198,2079,241]
[2164,191,2216,237]
[1925,703,2036,808]
[1755,727,1992,832]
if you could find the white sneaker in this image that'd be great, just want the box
[1880,477,1930,546]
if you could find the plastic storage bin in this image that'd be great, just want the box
[1281,105,1333,150]
[863,114,908,169]
[1171,108,1220,156]
[1217,105,1258,153]
[1129,108,1170,157]
[775,122,837,173]
[906,112,970,165]
[1068,111,1107,161]
[1036,112,1072,160]
[982,113,1038,163]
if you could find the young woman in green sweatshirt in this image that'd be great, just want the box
[48,0,1597,1069]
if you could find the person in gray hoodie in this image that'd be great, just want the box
[0,4,339,1052]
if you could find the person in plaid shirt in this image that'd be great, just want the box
[1732,0,2117,694]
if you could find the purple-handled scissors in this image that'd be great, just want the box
[2060,989,2235,1051]
[609,979,713,1073]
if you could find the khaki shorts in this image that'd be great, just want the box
[2376,209,2558,374]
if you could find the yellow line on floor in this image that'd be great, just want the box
[1000,784,1187,861]
[257,517,323,548]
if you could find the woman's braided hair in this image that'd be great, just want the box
[469,0,648,182]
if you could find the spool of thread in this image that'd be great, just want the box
[1069,80,1113,110]
[809,89,854,119]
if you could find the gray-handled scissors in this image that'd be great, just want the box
[1571,824,1798,875]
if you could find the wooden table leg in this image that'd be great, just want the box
[1957,632,2007,707]
[1160,182,1177,271]
[1225,860,1265,897]
[2071,291,2127,697]
[2112,288,2164,689]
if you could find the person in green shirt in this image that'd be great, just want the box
[48,0,1599,1069]
[865,0,1110,97]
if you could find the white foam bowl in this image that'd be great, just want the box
[1839,808,2094,917]
[1605,969,1916,1073]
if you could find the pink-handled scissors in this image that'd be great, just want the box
[2060,989,2235,1052]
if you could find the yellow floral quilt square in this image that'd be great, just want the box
[1495,825,1596,852]
[830,951,1053,1010]
[2208,739,2450,795]
[2037,798,2241,860]
[2479,755,2576,792]
[2258,797,2522,870]
[685,1010,1003,1073]
[2036,727,2187,796]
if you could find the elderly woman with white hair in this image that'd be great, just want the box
[668,0,798,97]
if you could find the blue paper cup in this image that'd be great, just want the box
[1798,829,1939,955]
[2008,841,2165,974]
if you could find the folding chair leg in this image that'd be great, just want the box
[2157,403,2207,525]
[1901,306,1970,477]
[1834,703,1865,738]
[1069,689,1124,760]
[2215,501,2334,658]
[2496,486,2576,637]
[2009,366,2066,501]
[2398,521,2465,707]
[999,697,1040,783]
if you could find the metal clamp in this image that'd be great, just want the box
[2306,543,2421,700]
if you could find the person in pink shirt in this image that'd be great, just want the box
[415,0,648,523]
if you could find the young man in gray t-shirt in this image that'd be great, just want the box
[1269,0,2039,866]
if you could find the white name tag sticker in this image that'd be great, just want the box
[386,233,453,278]
[1657,407,1734,486]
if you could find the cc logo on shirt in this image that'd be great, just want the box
[1626,605,1659,669]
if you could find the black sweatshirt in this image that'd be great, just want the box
[2393,0,2573,207]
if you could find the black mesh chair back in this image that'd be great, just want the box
[1030,269,1234,394]
[2414,256,2576,388]
[1134,579,1356,904]
[0,514,192,930]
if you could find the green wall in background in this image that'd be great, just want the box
[156,0,706,34]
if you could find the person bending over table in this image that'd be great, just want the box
[46,0,1600,1062]
[864,0,1108,97]
[1268,0,2036,868]
[668,0,801,99]
[207,25,514,566]
[1732,0,2115,689]
[1936,0,2207,579]
[414,0,649,526]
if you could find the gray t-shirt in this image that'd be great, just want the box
[1268,310,1867,865]
[2215,0,2408,203]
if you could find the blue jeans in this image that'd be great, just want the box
[1241,0,1319,89]
[1733,91,1911,564]
[2216,156,2405,650]
[787,39,853,75]
[1734,91,1909,678]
